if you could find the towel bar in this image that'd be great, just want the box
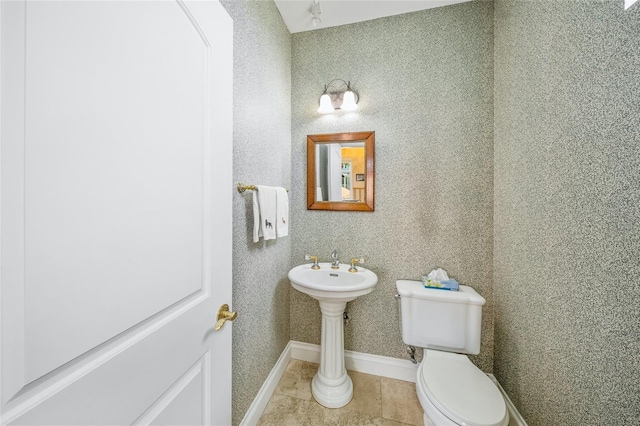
[237,182,289,193]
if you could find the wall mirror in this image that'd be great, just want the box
[307,131,374,211]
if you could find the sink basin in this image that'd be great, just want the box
[288,263,378,302]
[288,262,378,408]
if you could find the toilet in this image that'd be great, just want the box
[396,280,509,426]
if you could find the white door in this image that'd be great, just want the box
[0,0,233,424]
[327,144,343,201]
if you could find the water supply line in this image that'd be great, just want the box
[406,346,417,364]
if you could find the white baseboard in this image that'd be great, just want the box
[287,340,320,363]
[240,341,526,426]
[488,374,528,426]
[289,341,419,383]
[239,341,293,426]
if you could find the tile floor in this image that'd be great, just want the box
[257,359,424,426]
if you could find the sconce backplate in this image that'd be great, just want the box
[324,79,359,109]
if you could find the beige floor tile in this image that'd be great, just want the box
[259,363,425,426]
[340,370,382,418]
[275,359,318,401]
[257,392,311,426]
[380,378,424,426]
[381,420,416,426]
[306,399,383,425]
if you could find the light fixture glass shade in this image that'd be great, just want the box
[318,93,334,114]
[341,90,358,111]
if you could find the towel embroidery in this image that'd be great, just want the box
[265,219,273,229]
[282,218,286,224]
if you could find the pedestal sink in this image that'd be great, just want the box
[288,262,378,408]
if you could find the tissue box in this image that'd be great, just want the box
[422,276,459,291]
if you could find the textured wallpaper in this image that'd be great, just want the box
[219,1,292,424]
[494,1,640,424]
[290,1,495,372]
[219,0,640,424]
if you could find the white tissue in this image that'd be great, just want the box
[426,268,449,282]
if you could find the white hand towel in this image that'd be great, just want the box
[275,187,289,238]
[252,190,263,243]
[256,185,277,241]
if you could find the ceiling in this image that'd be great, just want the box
[274,0,473,34]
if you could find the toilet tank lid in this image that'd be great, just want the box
[396,280,486,305]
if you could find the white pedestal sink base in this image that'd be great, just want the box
[312,300,352,408]
[312,372,353,408]
[288,263,378,409]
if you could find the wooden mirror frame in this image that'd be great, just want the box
[307,131,375,211]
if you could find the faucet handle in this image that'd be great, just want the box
[349,258,364,272]
[331,250,340,269]
[305,254,321,270]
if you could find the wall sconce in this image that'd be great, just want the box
[317,79,359,114]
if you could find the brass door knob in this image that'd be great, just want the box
[215,304,237,331]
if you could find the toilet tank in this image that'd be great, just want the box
[396,280,486,355]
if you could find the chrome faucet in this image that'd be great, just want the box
[331,250,340,269]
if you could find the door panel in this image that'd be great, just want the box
[11,304,211,425]
[1,0,233,424]
[24,0,208,382]
[144,356,207,426]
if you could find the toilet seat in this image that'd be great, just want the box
[418,350,508,426]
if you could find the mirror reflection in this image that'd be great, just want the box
[307,132,374,212]
[315,142,366,203]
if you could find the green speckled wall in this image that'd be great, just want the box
[221,0,640,423]
[494,0,640,424]
[219,1,291,424]
[290,1,495,372]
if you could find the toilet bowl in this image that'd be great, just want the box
[416,350,508,426]
[395,280,509,426]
